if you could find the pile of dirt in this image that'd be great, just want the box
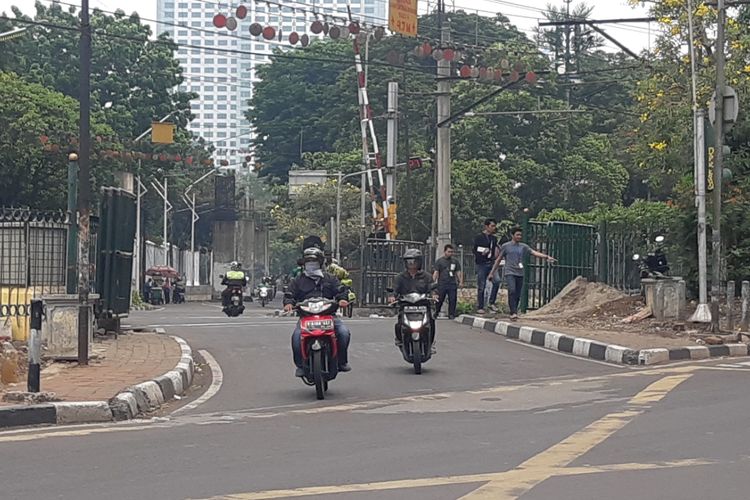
[526,277,627,320]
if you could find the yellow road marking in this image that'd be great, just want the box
[460,373,693,499]
[195,374,695,500]
[195,458,712,500]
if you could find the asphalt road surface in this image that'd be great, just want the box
[2,297,750,500]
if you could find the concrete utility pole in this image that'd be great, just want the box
[386,82,399,202]
[687,0,710,323]
[77,0,92,366]
[436,0,452,259]
[710,0,727,332]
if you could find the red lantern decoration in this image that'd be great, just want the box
[311,20,323,34]
[39,135,49,144]
[348,22,360,34]
[443,48,455,61]
[510,70,520,82]
[459,65,472,78]
[249,23,262,36]
[220,159,229,166]
[494,69,503,81]
[262,26,276,40]
[235,5,247,19]
[421,42,432,57]
[186,156,194,165]
[479,67,488,79]
[432,48,443,61]
[329,25,341,39]
[213,14,227,28]
[289,32,300,45]
[300,34,310,47]
[174,154,182,162]
[159,154,168,161]
[225,17,237,31]
[525,71,537,84]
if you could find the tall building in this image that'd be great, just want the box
[156,0,388,170]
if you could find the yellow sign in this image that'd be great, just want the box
[389,0,418,37]
[151,122,175,144]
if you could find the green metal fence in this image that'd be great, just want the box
[520,221,597,312]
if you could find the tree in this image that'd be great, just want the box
[0,72,115,208]
[1,3,195,140]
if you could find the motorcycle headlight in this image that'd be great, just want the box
[299,301,332,314]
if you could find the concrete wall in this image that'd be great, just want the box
[40,294,95,359]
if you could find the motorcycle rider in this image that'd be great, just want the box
[221,261,248,307]
[284,246,352,377]
[325,252,350,281]
[389,249,436,351]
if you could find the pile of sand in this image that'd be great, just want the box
[526,276,626,320]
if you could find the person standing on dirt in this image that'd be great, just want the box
[473,219,500,314]
[491,226,556,320]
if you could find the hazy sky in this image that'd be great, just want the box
[1,0,656,53]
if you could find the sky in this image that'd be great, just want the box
[1,0,656,53]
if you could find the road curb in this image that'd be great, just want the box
[0,333,196,429]
[456,315,750,366]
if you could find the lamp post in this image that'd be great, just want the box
[183,169,219,286]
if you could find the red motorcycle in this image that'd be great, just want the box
[297,297,339,400]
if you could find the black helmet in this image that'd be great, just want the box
[403,248,423,270]
[303,247,325,266]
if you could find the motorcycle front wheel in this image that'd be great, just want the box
[412,339,422,374]
[312,350,325,400]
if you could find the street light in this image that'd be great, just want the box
[182,169,220,286]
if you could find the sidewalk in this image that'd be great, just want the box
[1,332,181,404]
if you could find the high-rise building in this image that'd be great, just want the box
[156,0,387,171]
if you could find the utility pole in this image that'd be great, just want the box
[435,0,452,258]
[77,0,92,365]
[66,153,79,295]
[687,0,710,323]
[387,82,399,204]
[710,0,726,332]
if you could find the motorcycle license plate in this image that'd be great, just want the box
[303,319,334,331]
[404,306,427,313]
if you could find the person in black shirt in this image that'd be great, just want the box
[473,218,500,314]
[433,244,463,319]
[389,249,436,350]
[284,246,351,377]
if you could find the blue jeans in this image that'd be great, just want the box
[506,275,524,315]
[292,318,351,368]
[477,263,500,310]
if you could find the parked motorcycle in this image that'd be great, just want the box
[220,275,246,317]
[296,297,340,400]
[340,278,356,318]
[633,235,670,279]
[389,288,436,374]
[172,283,186,304]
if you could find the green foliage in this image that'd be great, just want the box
[0,72,114,207]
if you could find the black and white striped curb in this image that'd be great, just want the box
[456,315,750,366]
[0,330,195,429]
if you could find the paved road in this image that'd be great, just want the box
[2,298,750,499]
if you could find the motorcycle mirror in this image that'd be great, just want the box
[655,235,665,243]
[386,287,394,293]
[632,254,640,261]
[219,274,225,279]
[430,283,439,291]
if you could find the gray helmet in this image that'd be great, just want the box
[303,247,325,266]
[403,248,423,270]
[230,261,241,271]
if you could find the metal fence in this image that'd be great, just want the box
[1,207,98,324]
[360,239,433,305]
